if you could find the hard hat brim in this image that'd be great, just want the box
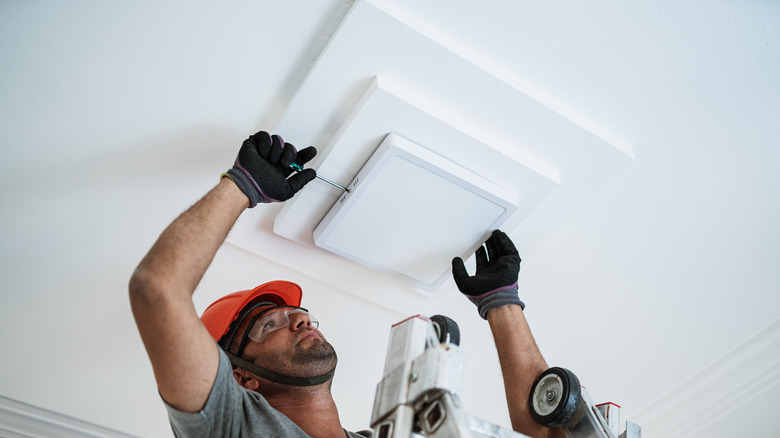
[200,280,303,342]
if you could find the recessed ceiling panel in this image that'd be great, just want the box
[272,76,559,250]
[226,0,632,303]
[313,133,516,290]
[271,76,558,294]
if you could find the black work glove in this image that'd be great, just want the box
[223,131,317,207]
[452,230,525,319]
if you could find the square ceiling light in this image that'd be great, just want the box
[313,133,516,290]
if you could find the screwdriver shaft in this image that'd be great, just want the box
[315,175,350,192]
[289,162,350,192]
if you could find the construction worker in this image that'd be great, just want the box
[129,131,562,438]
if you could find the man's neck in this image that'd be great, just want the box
[265,389,346,438]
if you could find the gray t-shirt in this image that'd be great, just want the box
[165,348,371,438]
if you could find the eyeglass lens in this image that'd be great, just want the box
[248,309,319,342]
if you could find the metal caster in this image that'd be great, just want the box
[430,314,460,346]
[529,367,581,428]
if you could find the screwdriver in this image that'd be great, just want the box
[289,162,350,192]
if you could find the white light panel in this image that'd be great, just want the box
[313,134,516,290]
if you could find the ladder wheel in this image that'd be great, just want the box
[430,315,460,346]
[529,367,581,428]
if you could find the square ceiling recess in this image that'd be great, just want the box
[227,0,632,301]
[272,76,559,294]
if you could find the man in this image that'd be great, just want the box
[129,131,562,437]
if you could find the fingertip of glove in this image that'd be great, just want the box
[249,130,271,143]
[287,168,317,193]
[296,146,318,164]
[493,229,520,255]
[451,257,468,279]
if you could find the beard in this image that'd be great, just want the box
[249,331,338,379]
[289,336,338,376]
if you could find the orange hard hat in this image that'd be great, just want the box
[200,280,303,344]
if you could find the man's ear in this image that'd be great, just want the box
[233,368,260,391]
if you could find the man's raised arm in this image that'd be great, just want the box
[452,230,564,438]
[128,131,316,412]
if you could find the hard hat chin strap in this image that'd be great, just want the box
[225,352,336,387]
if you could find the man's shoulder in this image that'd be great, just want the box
[166,348,313,436]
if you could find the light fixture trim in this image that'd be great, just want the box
[312,133,517,290]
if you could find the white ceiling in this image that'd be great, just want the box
[1,1,779,437]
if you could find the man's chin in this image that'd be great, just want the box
[293,342,337,369]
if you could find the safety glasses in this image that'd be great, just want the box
[247,308,319,343]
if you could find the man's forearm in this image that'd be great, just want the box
[128,131,317,412]
[130,177,249,301]
[487,305,563,438]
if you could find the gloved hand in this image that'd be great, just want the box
[451,230,525,319]
[223,131,317,207]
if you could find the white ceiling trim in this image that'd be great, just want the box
[631,318,780,436]
[0,395,136,438]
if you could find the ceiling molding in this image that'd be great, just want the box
[0,395,136,438]
[631,318,780,436]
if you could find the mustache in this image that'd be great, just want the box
[295,327,324,341]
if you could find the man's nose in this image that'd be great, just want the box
[289,312,313,330]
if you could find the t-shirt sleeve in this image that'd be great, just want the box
[163,347,310,437]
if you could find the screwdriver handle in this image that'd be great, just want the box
[288,162,349,192]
